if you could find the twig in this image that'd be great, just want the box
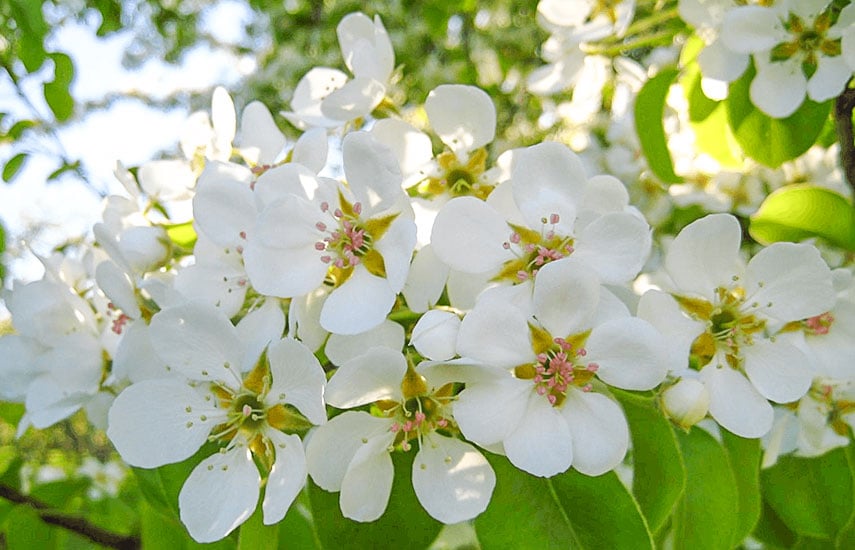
[0,484,140,550]
[835,85,855,195]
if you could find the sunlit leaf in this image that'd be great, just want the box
[749,185,855,250]
[43,53,75,122]
[726,65,831,168]
[164,220,198,251]
[635,68,684,184]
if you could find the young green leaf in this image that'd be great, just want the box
[635,68,684,184]
[721,431,762,546]
[2,153,28,183]
[749,185,855,250]
[43,53,75,122]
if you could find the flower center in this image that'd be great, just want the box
[514,326,598,407]
[770,11,840,67]
[419,148,493,200]
[496,214,574,283]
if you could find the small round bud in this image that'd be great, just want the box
[661,379,710,429]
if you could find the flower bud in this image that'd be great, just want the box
[661,378,710,429]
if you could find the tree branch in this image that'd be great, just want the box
[835,85,855,195]
[0,484,140,550]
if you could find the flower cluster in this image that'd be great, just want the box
[2,6,854,544]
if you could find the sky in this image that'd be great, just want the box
[0,1,257,284]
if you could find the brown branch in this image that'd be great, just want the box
[835,85,855,195]
[0,484,140,550]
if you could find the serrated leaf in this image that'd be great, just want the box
[613,390,686,534]
[307,451,442,550]
[476,454,654,549]
[749,185,855,250]
[635,67,683,184]
[721,431,762,546]
[672,428,740,550]
[44,53,75,122]
[762,445,854,541]
[3,153,28,183]
[726,65,831,168]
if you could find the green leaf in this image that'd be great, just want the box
[3,505,58,549]
[0,402,24,425]
[761,445,854,541]
[164,220,198,251]
[10,0,48,72]
[44,53,75,122]
[275,490,322,549]
[91,0,123,36]
[672,428,740,550]
[635,67,684,184]
[238,506,278,550]
[3,153,28,183]
[140,500,237,550]
[680,61,742,167]
[7,120,37,141]
[749,185,855,250]
[476,454,654,549]
[613,390,686,534]
[307,451,442,550]
[721,431,762,546]
[726,64,831,168]
[753,500,798,549]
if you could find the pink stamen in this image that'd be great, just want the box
[549,213,560,224]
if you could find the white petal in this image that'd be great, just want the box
[338,12,394,81]
[453,374,531,446]
[325,319,405,365]
[320,268,397,335]
[321,76,386,121]
[95,261,140,319]
[107,379,219,468]
[402,245,451,313]
[179,444,260,543]
[149,302,244,385]
[746,243,834,322]
[636,290,704,370]
[236,300,286,372]
[511,142,586,234]
[750,59,806,119]
[374,215,417,292]
[292,127,330,174]
[431,197,510,273]
[425,85,496,154]
[456,291,534,368]
[586,317,672,390]
[807,55,852,102]
[505,393,573,477]
[112,321,169,383]
[573,212,651,284]
[342,131,404,212]
[138,159,196,201]
[665,213,743,299]
[306,412,394,491]
[211,86,236,155]
[581,175,629,214]
[561,390,629,476]
[237,101,286,166]
[172,260,246,318]
[193,164,257,248]
[697,37,750,83]
[0,335,43,400]
[267,338,327,425]
[412,435,495,523]
[701,364,774,438]
[369,119,434,177]
[262,431,306,524]
[532,258,599,338]
[339,432,396,522]
[720,7,786,53]
[285,67,349,128]
[325,346,406,408]
[743,340,812,403]
[411,310,461,361]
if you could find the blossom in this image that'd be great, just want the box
[306,347,495,524]
[644,214,835,438]
[107,301,325,542]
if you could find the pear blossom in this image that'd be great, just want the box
[243,131,416,334]
[283,12,395,128]
[720,0,854,117]
[645,214,836,438]
[107,301,324,542]
[306,347,495,524]
[451,258,673,477]
[431,141,651,290]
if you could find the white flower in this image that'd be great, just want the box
[107,302,325,542]
[721,1,853,117]
[452,258,672,477]
[306,347,495,524]
[648,213,836,438]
